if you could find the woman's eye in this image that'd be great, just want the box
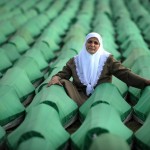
[88,40,93,44]
[88,40,99,45]
[94,42,99,45]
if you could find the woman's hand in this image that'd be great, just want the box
[146,80,150,86]
[47,76,62,86]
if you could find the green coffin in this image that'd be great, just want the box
[79,83,131,122]
[7,104,70,150]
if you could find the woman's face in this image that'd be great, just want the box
[86,37,100,54]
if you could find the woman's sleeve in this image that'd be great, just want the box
[54,58,73,80]
[109,55,148,89]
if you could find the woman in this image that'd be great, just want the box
[48,32,150,106]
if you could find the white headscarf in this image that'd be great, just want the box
[74,32,110,95]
